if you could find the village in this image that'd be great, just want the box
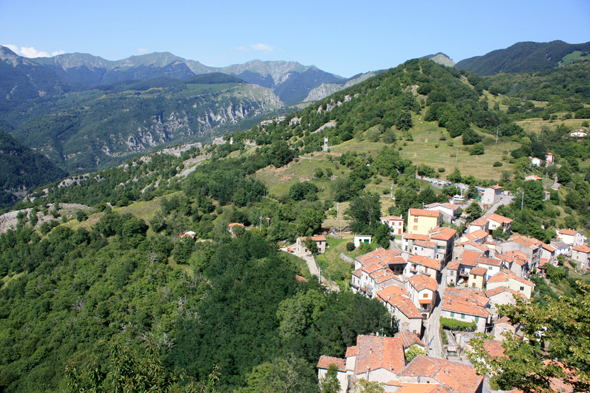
[302,183,589,393]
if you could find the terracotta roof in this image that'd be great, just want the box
[542,244,557,252]
[487,270,534,288]
[508,235,543,249]
[408,273,438,292]
[356,247,403,268]
[403,233,430,241]
[345,345,357,358]
[414,240,437,248]
[573,245,590,253]
[317,355,346,371]
[468,229,488,240]
[445,288,489,307]
[461,250,482,267]
[484,340,506,358]
[295,275,308,282]
[466,241,489,252]
[228,223,244,227]
[409,255,442,271]
[377,289,424,319]
[491,184,503,190]
[394,384,446,393]
[484,213,513,224]
[506,250,529,260]
[399,356,484,393]
[299,235,326,241]
[354,335,406,375]
[447,261,460,270]
[352,268,362,278]
[377,285,409,298]
[429,227,457,241]
[484,286,525,299]
[381,215,404,221]
[469,267,487,276]
[477,257,503,267]
[362,264,384,275]
[442,296,490,318]
[468,217,488,227]
[559,229,578,236]
[395,330,426,349]
[409,208,441,218]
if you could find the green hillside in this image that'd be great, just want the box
[455,40,590,76]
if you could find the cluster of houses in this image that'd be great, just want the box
[317,197,587,392]
[317,333,485,393]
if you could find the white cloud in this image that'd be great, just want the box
[2,44,65,58]
[138,48,148,53]
[237,43,274,52]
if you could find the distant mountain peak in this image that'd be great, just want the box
[422,53,455,67]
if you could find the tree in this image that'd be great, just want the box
[297,207,326,236]
[355,379,385,393]
[465,202,482,220]
[523,181,545,210]
[469,282,590,393]
[346,193,382,234]
[395,110,413,131]
[405,345,428,362]
[304,237,318,254]
[470,143,485,155]
[239,355,315,393]
[448,167,462,183]
[467,184,479,199]
[319,364,341,393]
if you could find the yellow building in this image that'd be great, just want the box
[467,266,487,289]
[407,208,441,235]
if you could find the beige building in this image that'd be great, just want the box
[572,245,590,271]
[296,235,327,254]
[486,269,534,299]
[467,266,486,289]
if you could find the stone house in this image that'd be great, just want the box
[296,235,327,254]
[572,245,590,271]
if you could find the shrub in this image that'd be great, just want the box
[493,161,503,167]
[440,317,476,331]
[438,167,446,173]
[470,143,485,155]
[346,242,355,252]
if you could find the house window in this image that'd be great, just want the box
[413,226,418,230]
[475,317,479,323]
[423,293,428,298]
[414,218,418,223]
[520,286,524,291]
[461,314,465,319]
[450,312,455,317]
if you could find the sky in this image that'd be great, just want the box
[1,0,589,78]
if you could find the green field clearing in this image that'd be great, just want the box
[315,236,357,286]
[516,117,589,134]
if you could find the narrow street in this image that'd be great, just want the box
[426,267,447,358]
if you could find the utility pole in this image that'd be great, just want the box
[259,215,263,231]
[391,184,393,199]
[521,191,524,210]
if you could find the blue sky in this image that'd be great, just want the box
[1,0,589,77]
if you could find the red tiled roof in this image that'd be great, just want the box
[409,208,441,218]
[509,235,543,249]
[409,255,442,271]
[484,286,525,299]
[414,240,437,248]
[447,261,460,270]
[356,247,403,268]
[461,250,481,267]
[466,241,489,252]
[573,245,590,253]
[403,233,430,241]
[442,296,490,318]
[484,213,513,224]
[477,257,502,267]
[558,229,578,236]
[355,335,406,375]
[468,229,488,240]
[317,355,346,371]
[346,345,357,358]
[299,235,326,242]
[469,267,487,276]
[487,270,534,288]
[228,222,244,227]
[429,227,457,241]
[408,273,438,292]
[542,244,557,252]
[395,330,426,349]
[381,215,404,221]
[468,217,488,227]
[295,275,308,282]
[484,340,506,358]
[377,288,423,320]
[399,356,484,393]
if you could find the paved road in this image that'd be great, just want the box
[282,246,339,292]
[484,195,514,216]
[426,268,448,358]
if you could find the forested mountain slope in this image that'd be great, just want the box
[455,40,590,75]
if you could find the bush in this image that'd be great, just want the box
[440,317,476,331]
[493,161,503,167]
[470,143,485,155]
[438,167,446,173]
[346,242,355,252]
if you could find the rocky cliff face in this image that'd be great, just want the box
[302,71,380,102]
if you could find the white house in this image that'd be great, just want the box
[572,245,590,271]
[353,234,372,248]
[406,274,438,316]
[482,185,503,206]
[486,270,534,299]
[380,215,404,236]
[440,288,491,332]
[557,229,588,247]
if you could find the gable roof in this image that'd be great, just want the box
[356,247,403,268]
[484,286,526,299]
[399,356,484,393]
[317,355,346,371]
[484,213,513,224]
[377,288,424,320]
[408,273,438,292]
[395,330,426,349]
[381,215,404,222]
[414,240,437,249]
[469,266,487,276]
[429,227,457,241]
[442,288,490,318]
[460,250,482,267]
[477,257,503,267]
[559,229,578,236]
[487,269,534,287]
[409,208,441,218]
[355,335,406,375]
[573,245,590,253]
[409,254,442,271]
[403,233,430,241]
